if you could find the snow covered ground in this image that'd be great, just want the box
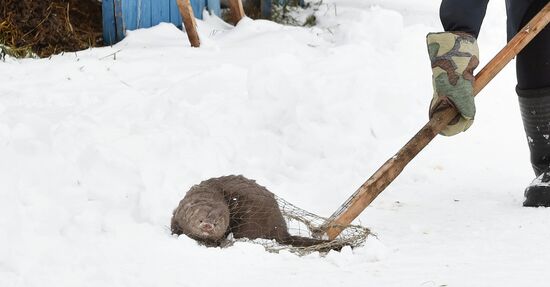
[1,0,548,286]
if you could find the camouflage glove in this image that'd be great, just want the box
[427,32,479,136]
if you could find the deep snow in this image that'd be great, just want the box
[1,0,549,286]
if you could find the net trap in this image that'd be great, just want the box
[171,175,371,255]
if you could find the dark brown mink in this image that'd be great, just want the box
[171,175,330,248]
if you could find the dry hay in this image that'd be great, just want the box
[0,0,102,58]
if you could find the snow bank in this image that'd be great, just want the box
[1,1,548,286]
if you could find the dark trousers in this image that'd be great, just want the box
[509,0,550,91]
[440,0,549,91]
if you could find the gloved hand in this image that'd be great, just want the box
[427,32,479,136]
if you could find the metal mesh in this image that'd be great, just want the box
[232,195,371,255]
[172,176,372,255]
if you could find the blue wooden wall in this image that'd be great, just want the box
[102,0,307,45]
[103,0,221,45]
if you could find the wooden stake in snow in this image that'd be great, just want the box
[176,0,200,48]
[323,1,550,240]
[228,0,245,24]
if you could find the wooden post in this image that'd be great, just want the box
[323,1,550,240]
[176,0,201,47]
[228,0,245,24]
[261,0,272,19]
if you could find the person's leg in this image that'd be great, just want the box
[518,88,550,176]
[510,0,550,206]
[515,0,550,90]
[517,13,550,177]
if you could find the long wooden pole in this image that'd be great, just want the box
[176,0,200,47]
[228,0,245,24]
[324,2,550,240]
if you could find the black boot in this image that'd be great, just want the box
[518,87,550,207]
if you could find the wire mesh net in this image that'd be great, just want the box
[233,195,371,255]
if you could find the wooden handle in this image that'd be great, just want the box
[324,2,550,240]
[176,0,200,47]
[228,0,245,24]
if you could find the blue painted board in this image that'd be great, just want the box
[151,0,161,25]
[114,0,125,41]
[169,0,183,26]
[103,0,223,44]
[102,0,116,45]
[123,0,138,30]
[190,0,205,19]
[160,0,172,22]
[139,0,152,27]
[152,0,171,25]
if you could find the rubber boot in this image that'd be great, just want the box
[518,87,550,207]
